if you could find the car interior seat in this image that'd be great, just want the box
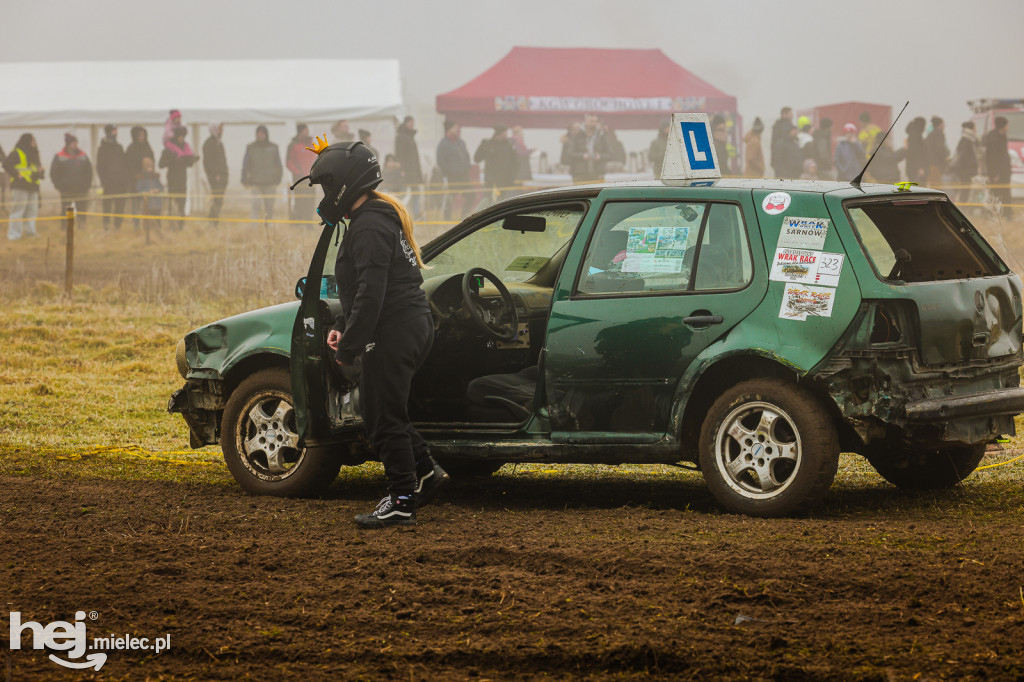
[465,365,538,422]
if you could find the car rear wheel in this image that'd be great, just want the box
[864,443,985,490]
[221,367,341,497]
[699,378,839,517]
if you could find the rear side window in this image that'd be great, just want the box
[694,203,753,290]
[577,201,751,295]
[847,199,1007,282]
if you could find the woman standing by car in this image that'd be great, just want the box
[299,136,448,528]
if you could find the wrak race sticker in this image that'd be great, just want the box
[779,283,836,320]
[770,248,819,284]
[769,249,845,287]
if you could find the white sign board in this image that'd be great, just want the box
[661,113,721,181]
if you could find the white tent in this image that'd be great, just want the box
[0,59,404,210]
[0,59,403,127]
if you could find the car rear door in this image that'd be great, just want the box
[543,187,767,442]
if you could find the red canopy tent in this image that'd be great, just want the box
[436,47,737,130]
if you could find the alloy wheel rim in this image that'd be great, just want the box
[714,400,802,499]
[237,391,304,479]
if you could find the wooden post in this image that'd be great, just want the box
[65,205,75,298]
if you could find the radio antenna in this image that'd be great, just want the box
[851,101,909,188]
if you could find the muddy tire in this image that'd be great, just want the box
[221,367,341,497]
[699,378,839,517]
[864,444,985,490]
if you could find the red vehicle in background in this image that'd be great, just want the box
[797,101,892,156]
[969,99,1024,198]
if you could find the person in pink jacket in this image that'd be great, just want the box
[286,124,317,220]
[162,109,183,150]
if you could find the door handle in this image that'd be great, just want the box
[683,314,724,328]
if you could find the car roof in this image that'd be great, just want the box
[499,178,943,205]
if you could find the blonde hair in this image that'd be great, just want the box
[369,190,427,268]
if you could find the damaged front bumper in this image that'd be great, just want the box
[167,378,225,448]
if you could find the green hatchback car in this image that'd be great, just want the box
[169,179,1024,516]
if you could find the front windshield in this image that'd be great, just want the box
[426,206,586,283]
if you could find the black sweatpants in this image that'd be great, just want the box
[359,311,434,495]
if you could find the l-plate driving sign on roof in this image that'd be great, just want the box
[661,112,721,181]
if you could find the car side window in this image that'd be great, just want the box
[577,201,705,295]
[693,203,753,290]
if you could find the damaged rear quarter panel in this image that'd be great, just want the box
[809,191,1024,445]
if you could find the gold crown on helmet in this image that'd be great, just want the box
[305,134,330,155]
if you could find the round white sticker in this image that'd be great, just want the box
[762,192,791,215]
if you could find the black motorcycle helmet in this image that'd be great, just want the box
[294,139,382,225]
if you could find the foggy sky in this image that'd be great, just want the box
[3,0,1023,145]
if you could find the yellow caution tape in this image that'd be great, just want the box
[0,210,458,227]
[76,211,318,225]
[0,214,69,224]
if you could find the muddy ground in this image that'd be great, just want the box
[3,465,1024,681]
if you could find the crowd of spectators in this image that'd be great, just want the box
[743,105,1011,204]
[2,106,1018,240]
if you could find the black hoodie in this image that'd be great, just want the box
[331,199,429,364]
[97,135,127,192]
[125,126,154,182]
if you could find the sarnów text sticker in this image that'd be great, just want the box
[762,192,791,215]
[777,216,829,250]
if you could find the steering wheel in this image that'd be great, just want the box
[461,267,520,341]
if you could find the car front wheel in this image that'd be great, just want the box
[699,378,839,517]
[221,367,341,497]
[864,443,985,490]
